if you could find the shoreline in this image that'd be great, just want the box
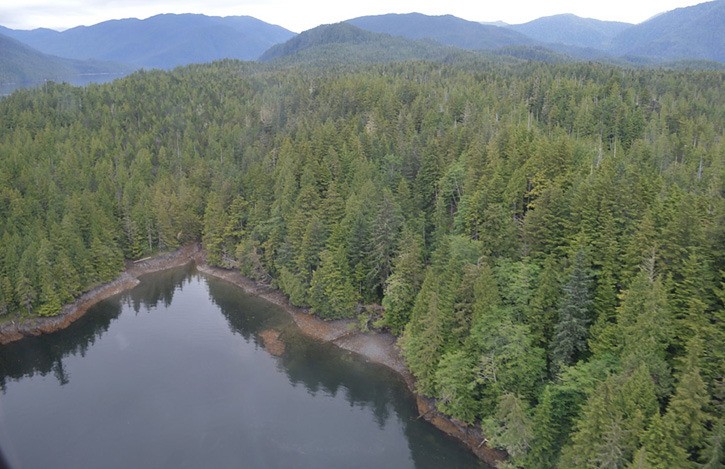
[195,257,506,466]
[0,244,201,345]
[0,244,505,466]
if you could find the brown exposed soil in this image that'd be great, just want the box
[258,329,285,356]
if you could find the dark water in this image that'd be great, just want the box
[0,266,487,469]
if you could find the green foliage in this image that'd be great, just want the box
[381,228,424,334]
[434,350,479,423]
[663,340,711,456]
[1,58,722,466]
[278,266,308,307]
[308,246,358,319]
[560,365,659,468]
[487,394,534,464]
[551,249,594,370]
[400,270,447,395]
[636,412,693,469]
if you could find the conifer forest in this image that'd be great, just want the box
[0,59,723,467]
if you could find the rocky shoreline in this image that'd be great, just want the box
[0,244,505,466]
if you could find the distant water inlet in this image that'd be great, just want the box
[0,265,487,468]
[0,73,127,97]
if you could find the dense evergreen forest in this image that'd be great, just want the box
[0,59,723,467]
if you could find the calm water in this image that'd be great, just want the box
[0,266,487,468]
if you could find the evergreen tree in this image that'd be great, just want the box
[617,269,673,399]
[308,245,358,320]
[485,393,533,465]
[381,228,424,334]
[434,350,479,423]
[637,412,693,469]
[202,192,228,266]
[552,249,594,370]
[560,365,658,468]
[701,417,724,469]
[401,270,446,395]
[663,340,711,456]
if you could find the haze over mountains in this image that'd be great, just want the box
[0,33,128,86]
[506,14,631,50]
[609,0,725,62]
[1,1,723,89]
[0,14,294,69]
[347,13,534,51]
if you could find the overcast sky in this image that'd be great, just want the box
[0,0,710,32]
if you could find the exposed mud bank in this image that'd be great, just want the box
[0,244,201,345]
[196,259,505,467]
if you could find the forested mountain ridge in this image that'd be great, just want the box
[0,60,723,467]
[258,23,475,65]
[0,14,295,69]
[345,4,725,64]
[608,0,725,62]
[347,13,534,51]
[2,1,724,77]
[0,33,128,86]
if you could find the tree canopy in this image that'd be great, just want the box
[1,58,723,467]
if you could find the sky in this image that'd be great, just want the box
[0,0,711,32]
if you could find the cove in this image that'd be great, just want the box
[0,265,488,468]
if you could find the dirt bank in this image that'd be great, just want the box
[0,244,200,345]
[196,259,505,466]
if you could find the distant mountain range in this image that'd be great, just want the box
[1,1,723,90]
[343,2,724,63]
[506,14,631,50]
[609,0,725,62]
[347,13,534,51]
[0,14,294,69]
[0,32,127,86]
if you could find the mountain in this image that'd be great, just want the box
[0,32,127,87]
[1,14,295,69]
[259,22,474,65]
[609,0,725,62]
[0,26,61,47]
[347,13,534,50]
[508,14,631,49]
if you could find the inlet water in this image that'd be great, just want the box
[0,266,487,468]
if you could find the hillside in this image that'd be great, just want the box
[0,32,127,87]
[609,0,725,62]
[1,14,295,69]
[347,13,533,50]
[259,22,474,65]
[508,14,631,49]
